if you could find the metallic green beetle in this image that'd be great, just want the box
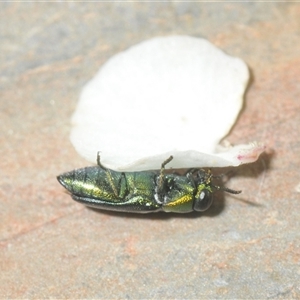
[57,153,241,213]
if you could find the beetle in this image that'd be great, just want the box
[57,153,241,213]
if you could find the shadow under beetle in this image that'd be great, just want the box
[57,153,241,213]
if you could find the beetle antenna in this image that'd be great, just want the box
[211,170,241,194]
[213,184,242,194]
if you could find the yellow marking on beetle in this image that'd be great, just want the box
[195,184,212,198]
[164,194,193,207]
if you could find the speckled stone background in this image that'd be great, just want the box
[1,3,300,299]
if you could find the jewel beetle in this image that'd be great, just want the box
[57,153,241,213]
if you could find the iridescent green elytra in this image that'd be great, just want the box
[57,153,241,213]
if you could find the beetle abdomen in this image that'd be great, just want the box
[57,166,162,213]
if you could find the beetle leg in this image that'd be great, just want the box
[184,168,196,175]
[157,155,173,195]
[160,155,173,178]
[186,171,196,188]
[97,151,107,170]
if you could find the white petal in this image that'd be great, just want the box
[70,36,263,170]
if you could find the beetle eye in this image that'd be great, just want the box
[193,189,213,212]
